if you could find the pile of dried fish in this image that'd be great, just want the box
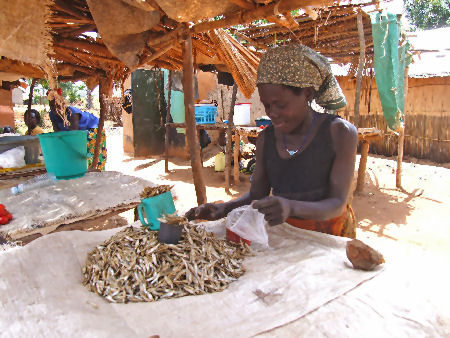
[82,225,251,303]
[140,185,173,199]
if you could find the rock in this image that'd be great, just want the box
[346,239,385,271]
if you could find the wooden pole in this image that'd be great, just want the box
[27,79,37,113]
[396,66,409,188]
[90,77,112,170]
[182,33,207,205]
[164,71,173,173]
[355,140,369,193]
[225,84,237,191]
[354,10,365,128]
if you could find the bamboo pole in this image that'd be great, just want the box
[182,33,207,205]
[164,71,173,173]
[354,10,365,128]
[225,84,238,191]
[90,77,112,170]
[396,66,409,188]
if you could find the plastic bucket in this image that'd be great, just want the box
[233,103,251,125]
[38,130,88,180]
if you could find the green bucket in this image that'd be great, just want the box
[137,191,176,230]
[38,130,89,180]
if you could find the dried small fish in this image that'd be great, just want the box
[82,224,251,303]
[140,185,173,199]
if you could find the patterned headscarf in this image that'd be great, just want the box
[257,44,346,110]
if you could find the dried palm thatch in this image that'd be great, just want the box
[208,29,260,98]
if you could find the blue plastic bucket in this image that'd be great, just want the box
[38,130,88,180]
[137,191,176,230]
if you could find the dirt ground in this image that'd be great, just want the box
[104,127,450,259]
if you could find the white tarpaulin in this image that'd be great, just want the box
[0,171,150,240]
[3,218,447,337]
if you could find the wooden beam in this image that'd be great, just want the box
[53,0,92,20]
[354,11,365,128]
[182,33,207,205]
[229,29,268,50]
[229,0,255,9]
[138,42,175,69]
[55,38,114,58]
[0,59,44,78]
[192,0,334,33]
[90,76,112,170]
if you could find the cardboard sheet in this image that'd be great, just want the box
[0,171,150,240]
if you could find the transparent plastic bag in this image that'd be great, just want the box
[226,205,268,247]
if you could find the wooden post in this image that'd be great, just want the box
[90,77,112,170]
[354,10,365,128]
[27,79,37,113]
[164,71,172,173]
[225,84,237,190]
[396,66,409,188]
[355,140,369,192]
[182,33,207,205]
[233,132,241,185]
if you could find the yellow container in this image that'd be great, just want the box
[214,152,225,172]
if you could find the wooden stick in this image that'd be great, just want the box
[55,38,114,58]
[192,0,334,33]
[396,66,409,188]
[355,140,369,192]
[138,42,175,69]
[182,33,207,205]
[229,29,268,50]
[165,71,173,173]
[90,76,112,170]
[233,131,240,185]
[354,10,365,128]
[229,0,255,9]
[225,84,238,191]
[27,79,37,114]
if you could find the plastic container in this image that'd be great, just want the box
[195,104,217,124]
[38,131,88,180]
[233,103,251,125]
[0,135,41,164]
[255,118,272,127]
[137,191,176,230]
[214,152,225,172]
[158,222,183,244]
[226,228,251,245]
[10,172,57,195]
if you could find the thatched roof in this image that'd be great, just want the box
[0,0,377,94]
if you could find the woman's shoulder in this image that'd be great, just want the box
[329,115,357,148]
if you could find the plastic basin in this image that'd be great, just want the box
[0,135,41,164]
[38,130,88,180]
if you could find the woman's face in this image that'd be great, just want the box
[258,84,312,134]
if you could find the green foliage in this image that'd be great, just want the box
[405,0,450,30]
[26,79,88,104]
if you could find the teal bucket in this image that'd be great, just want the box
[38,130,89,180]
[137,191,176,230]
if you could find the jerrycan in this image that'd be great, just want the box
[214,152,225,172]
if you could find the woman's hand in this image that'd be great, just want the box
[252,196,291,226]
[185,203,227,221]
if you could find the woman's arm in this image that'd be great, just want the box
[253,119,357,224]
[185,129,271,220]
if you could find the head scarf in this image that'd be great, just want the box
[257,44,346,110]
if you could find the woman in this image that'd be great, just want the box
[186,44,357,238]
[24,109,44,135]
[47,89,107,171]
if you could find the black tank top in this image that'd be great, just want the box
[263,113,339,202]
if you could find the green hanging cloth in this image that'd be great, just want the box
[370,12,411,131]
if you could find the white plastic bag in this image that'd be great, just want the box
[0,146,26,168]
[226,205,269,247]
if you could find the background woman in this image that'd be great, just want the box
[47,89,107,170]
